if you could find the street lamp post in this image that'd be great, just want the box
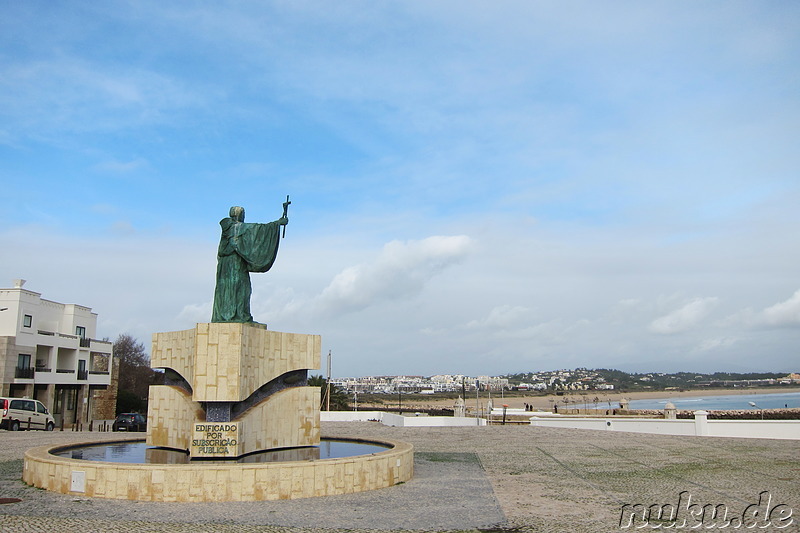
[748,401,764,420]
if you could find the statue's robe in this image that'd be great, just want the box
[211,217,282,323]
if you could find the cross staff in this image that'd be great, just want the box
[282,195,291,238]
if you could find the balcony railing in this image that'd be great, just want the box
[77,369,89,380]
[89,370,110,375]
[90,338,112,348]
[79,338,91,348]
[56,369,75,374]
[15,367,35,379]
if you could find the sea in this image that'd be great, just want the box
[621,391,800,411]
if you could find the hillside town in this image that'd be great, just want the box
[330,368,617,394]
[330,369,800,395]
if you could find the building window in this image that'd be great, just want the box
[53,391,63,414]
[23,314,32,328]
[15,354,34,379]
[76,326,86,338]
[66,388,77,411]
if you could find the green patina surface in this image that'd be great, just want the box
[212,201,289,323]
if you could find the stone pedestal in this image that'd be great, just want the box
[147,323,321,458]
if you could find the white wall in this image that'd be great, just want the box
[530,417,697,435]
[320,411,383,422]
[490,408,528,415]
[381,413,487,427]
[530,413,800,440]
[320,411,487,427]
[704,420,800,440]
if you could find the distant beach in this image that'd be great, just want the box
[386,387,800,412]
[625,391,800,411]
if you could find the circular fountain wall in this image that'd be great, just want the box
[23,436,414,502]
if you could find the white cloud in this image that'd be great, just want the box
[110,221,136,236]
[0,224,215,347]
[465,305,532,330]
[1,3,799,375]
[316,235,473,315]
[177,301,211,324]
[695,337,737,352]
[503,318,591,344]
[92,158,149,174]
[719,289,800,330]
[760,289,800,327]
[251,286,306,325]
[649,297,719,335]
[90,204,118,215]
[1,57,207,138]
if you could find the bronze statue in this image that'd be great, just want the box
[212,198,290,323]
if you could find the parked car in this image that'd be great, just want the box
[113,413,147,432]
[0,397,55,431]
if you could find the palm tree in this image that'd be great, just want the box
[308,375,350,411]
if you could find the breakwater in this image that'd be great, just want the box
[628,408,800,420]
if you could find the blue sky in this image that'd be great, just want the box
[2,2,799,377]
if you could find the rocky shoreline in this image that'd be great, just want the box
[624,408,800,420]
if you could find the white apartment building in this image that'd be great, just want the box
[477,375,510,391]
[0,280,116,427]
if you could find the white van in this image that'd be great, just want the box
[0,397,55,431]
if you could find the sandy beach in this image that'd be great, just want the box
[362,386,800,412]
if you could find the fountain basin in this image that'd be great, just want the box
[23,436,414,502]
[51,438,391,464]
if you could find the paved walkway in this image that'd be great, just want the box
[1,422,799,532]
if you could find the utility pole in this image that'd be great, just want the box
[475,379,480,425]
[326,350,331,412]
[488,387,492,425]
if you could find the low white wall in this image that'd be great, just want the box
[490,408,557,417]
[381,413,486,427]
[530,417,697,436]
[320,411,382,422]
[490,408,527,416]
[705,420,800,440]
[320,411,487,427]
[530,412,800,440]
[91,419,116,431]
[492,407,531,416]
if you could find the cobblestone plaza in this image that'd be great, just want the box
[1,422,799,532]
